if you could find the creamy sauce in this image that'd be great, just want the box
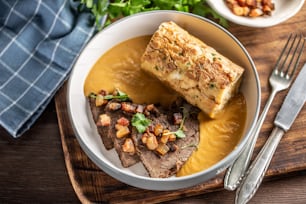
[177,94,246,176]
[84,36,178,106]
[84,36,247,177]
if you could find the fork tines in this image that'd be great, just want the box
[274,33,305,79]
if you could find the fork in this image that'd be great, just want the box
[224,33,305,191]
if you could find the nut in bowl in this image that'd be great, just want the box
[67,11,261,190]
[206,0,305,27]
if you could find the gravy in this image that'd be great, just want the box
[84,36,178,106]
[84,36,246,177]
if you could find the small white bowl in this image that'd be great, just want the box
[67,10,261,190]
[206,0,305,28]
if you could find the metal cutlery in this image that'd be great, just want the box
[224,33,305,191]
[235,62,306,204]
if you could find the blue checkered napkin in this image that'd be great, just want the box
[0,0,96,138]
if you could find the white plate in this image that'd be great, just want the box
[207,0,305,28]
[67,11,261,190]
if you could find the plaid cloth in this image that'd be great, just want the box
[0,0,96,138]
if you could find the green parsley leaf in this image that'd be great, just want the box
[103,93,129,101]
[163,128,186,138]
[131,113,151,133]
[77,0,228,30]
[88,89,129,101]
[174,129,185,138]
[88,92,97,98]
[163,106,188,138]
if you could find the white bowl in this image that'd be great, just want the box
[207,0,305,28]
[67,10,261,190]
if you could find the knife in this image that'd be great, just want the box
[235,63,306,204]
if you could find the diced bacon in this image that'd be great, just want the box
[97,114,111,127]
[98,90,108,96]
[122,138,136,154]
[108,102,121,111]
[154,123,164,136]
[95,94,107,107]
[173,112,183,125]
[145,104,155,111]
[136,104,145,113]
[156,143,170,156]
[146,133,158,150]
[116,126,130,138]
[117,117,130,126]
[121,102,136,113]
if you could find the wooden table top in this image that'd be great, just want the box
[1,3,306,204]
[1,101,306,203]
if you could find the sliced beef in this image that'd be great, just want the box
[132,103,200,178]
[88,92,200,177]
[103,101,140,168]
[88,98,140,167]
[88,97,113,150]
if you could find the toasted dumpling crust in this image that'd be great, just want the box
[141,21,244,118]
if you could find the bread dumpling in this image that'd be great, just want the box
[141,21,244,118]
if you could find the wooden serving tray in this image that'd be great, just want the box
[55,5,306,204]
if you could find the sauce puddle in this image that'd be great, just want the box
[84,36,246,177]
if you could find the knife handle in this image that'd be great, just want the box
[235,126,284,204]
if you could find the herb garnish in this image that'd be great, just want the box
[131,113,151,133]
[89,89,129,101]
[103,89,129,101]
[164,107,188,138]
[78,0,228,30]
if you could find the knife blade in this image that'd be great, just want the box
[274,63,306,131]
[235,63,306,204]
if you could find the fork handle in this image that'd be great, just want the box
[235,126,285,204]
[224,90,277,190]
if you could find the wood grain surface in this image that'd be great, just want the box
[55,4,306,204]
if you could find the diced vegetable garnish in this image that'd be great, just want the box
[122,138,135,154]
[156,143,170,156]
[146,133,158,150]
[97,114,111,127]
[116,126,130,138]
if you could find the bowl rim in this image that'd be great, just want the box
[67,10,261,190]
[206,0,305,28]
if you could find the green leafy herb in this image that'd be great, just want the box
[78,0,109,30]
[131,113,151,133]
[89,92,97,98]
[103,89,129,101]
[173,129,185,138]
[77,0,228,30]
[164,107,188,138]
[88,89,129,101]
